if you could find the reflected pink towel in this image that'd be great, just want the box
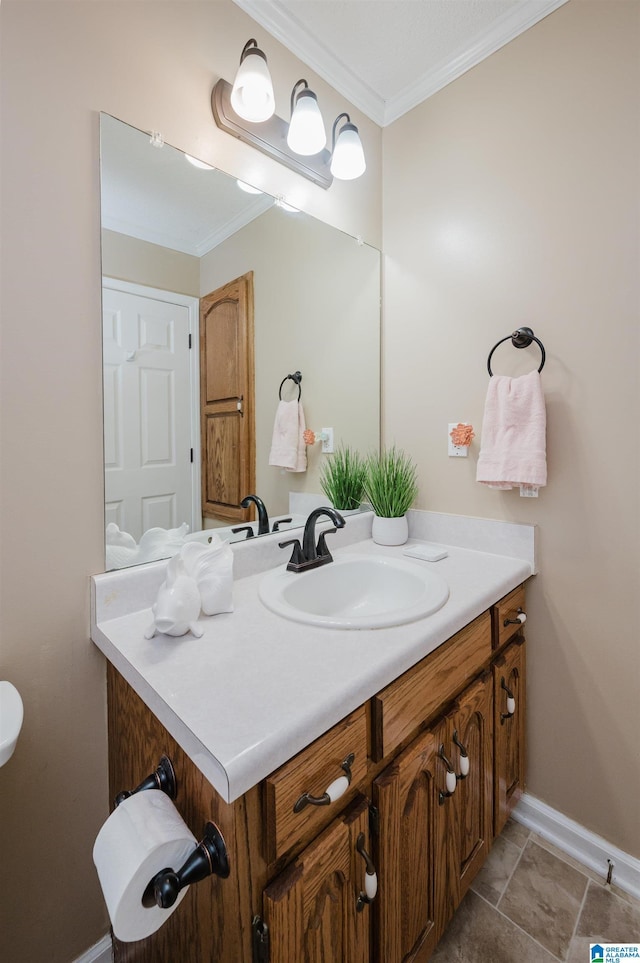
[476,370,547,490]
[268,399,307,472]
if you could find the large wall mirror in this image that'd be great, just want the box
[100,113,381,570]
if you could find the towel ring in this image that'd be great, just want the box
[487,327,546,376]
[279,371,302,400]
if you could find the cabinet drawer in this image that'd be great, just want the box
[371,611,492,761]
[264,705,369,863]
[492,584,526,650]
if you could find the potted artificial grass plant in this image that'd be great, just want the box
[319,446,367,514]
[364,446,418,545]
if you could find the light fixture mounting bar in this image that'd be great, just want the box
[212,79,333,190]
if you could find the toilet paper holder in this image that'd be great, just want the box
[144,821,230,909]
[114,755,177,807]
[113,756,231,910]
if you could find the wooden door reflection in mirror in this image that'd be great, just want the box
[200,272,255,523]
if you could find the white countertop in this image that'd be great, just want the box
[91,528,533,803]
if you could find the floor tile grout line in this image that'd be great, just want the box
[495,829,531,911]
[492,833,592,961]
[472,886,565,962]
[568,877,593,949]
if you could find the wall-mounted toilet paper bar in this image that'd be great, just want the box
[114,755,177,807]
[143,821,230,909]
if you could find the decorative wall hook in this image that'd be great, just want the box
[114,755,177,807]
[144,821,230,909]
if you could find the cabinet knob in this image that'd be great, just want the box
[293,753,355,813]
[355,832,378,912]
[501,677,516,721]
[504,608,526,627]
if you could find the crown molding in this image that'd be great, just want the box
[383,0,570,125]
[233,0,569,128]
[102,193,273,258]
[232,0,386,125]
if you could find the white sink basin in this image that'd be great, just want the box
[259,553,449,629]
[0,681,24,767]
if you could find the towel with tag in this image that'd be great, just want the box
[476,369,547,492]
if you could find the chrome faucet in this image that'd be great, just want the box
[279,507,345,573]
[241,494,270,535]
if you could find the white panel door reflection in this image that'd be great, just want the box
[102,282,192,540]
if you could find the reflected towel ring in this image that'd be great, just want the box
[279,370,302,400]
[487,327,546,376]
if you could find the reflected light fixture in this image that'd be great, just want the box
[185,153,215,170]
[212,40,366,189]
[230,39,275,123]
[236,179,263,195]
[330,113,366,181]
[287,80,326,156]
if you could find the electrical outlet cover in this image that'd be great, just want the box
[448,423,468,457]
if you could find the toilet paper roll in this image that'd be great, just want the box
[93,789,197,942]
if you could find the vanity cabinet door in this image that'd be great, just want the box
[262,794,372,963]
[372,723,441,963]
[435,672,494,935]
[493,638,526,835]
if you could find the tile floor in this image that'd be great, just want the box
[431,819,640,962]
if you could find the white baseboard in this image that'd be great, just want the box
[513,792,640,900]
[73,934,112,963]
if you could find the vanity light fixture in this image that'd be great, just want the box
[330,113,366,181]
[287,79,326,156]
[212,40,366,190]
[230,39,275,123]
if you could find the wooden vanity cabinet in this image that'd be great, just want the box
[261,794,373,963]
[493,636,526,835]
[372,667,494,962]
[106,585,527,963]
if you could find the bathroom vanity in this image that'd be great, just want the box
[92,518,532,962]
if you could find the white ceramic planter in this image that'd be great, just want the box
[371,514,409,546]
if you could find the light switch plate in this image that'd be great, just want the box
[322,427,334,453]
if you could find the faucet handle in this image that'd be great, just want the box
[272,517,292,532]
[279,538,304,569]
[231,525,254,539]
[316,528,337,561]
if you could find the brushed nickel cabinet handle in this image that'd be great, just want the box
[293,752,355,813]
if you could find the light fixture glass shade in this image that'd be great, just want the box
[184,153,215,170]
[330,121,366,180]
[287,89,326,156]
[230,43,275,123]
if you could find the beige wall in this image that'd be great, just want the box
[200,207,381,516]
[383,0,639,856]
[101,229,200,296]
[0,2,381,960]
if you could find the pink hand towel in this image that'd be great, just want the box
[268,399,307,472]
[476,369,547,491]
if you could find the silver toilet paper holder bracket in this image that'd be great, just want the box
[114,755,177,807]
[143,821,231,909]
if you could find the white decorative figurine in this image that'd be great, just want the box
[144,535,234,640]
[144,554,203,639]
